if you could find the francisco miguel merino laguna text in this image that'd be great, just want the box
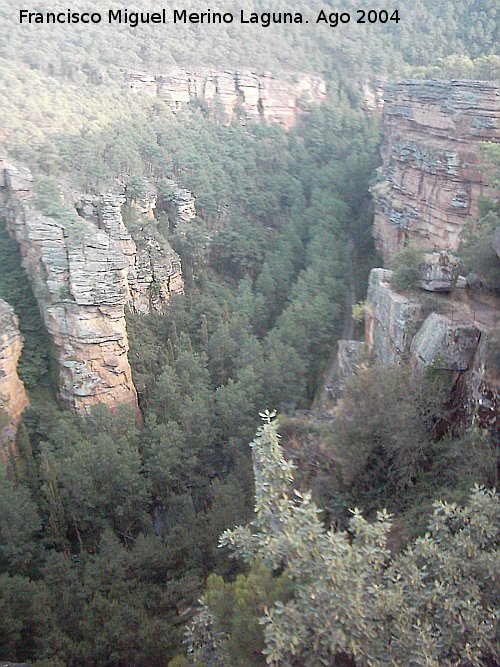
[19,8,401,28]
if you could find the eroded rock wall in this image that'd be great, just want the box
[365,268,423,365]
[0,299,29,459]
[78,188,184,314]
[365,267,499,436]
[372,80,500,262]
[124,68,326,128]
[1,161,138,413]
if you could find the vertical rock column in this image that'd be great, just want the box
[94,188,184,314]
[1,162,138,413]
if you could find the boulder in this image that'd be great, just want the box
[417,251,460,291]
[410,312,480,371]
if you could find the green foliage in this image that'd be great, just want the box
[389,243,426,291]
[0,573,51,662]
[480,141,500,188]
[0,464,41,575]
[204,416,500,667]
[0,3,498,662]
[38,406,150,550]
[459,203,500,291]
[0,220,52,388]
[351,301,367,322]
[332,364,445,497]
[200,566,293,666]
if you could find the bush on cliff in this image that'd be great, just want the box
[389,243,426,291]
[187,415,499,667]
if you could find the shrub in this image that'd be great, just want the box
[389,243,426,291]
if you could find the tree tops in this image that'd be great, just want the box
[188,413,500,667]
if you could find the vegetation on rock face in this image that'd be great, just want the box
[0,220,52,389]
[389,243,426,291]
[459,201,500,292]
[186,415,499,667]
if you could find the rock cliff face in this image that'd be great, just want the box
[364,267,499,435]
[124,69,326,128]
[0,299,29,459]
[77,187,184,314]
[372,80,500,263]
[365,268,423,365]
[164,181,196,229]
[1,161,138,413]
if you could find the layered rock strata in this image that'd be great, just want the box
[78,188,184,314]
[372,80,500,262]
[0,299,29,458]
[365,268,423,365]
[124,68,326,128]
[165,182,196,228]
[1,161,138,413]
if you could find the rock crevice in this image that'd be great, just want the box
[0,299,29,459]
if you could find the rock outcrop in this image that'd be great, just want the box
[372,80,500,262]
[364,266,499,435]
[78,187,184,314]
[164,182,196,229]
[0,299,29,459]
[336,340,367,393]
[410,312,481,371]
[1,161,138,413]
[365,268,423,365]
[417,251,461,292]
[124,68,326,129]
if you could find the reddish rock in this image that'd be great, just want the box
[372,80,499,263]
[1,161,138,414]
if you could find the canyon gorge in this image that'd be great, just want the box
[333,79,500,436]
[1,76,499,453]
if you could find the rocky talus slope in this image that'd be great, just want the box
[124,68,326,128]
[1,161,139,413]
[371,80,499,262]
[0,299,29,459]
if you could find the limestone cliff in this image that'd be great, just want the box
[0,299,29,459]
[124,68,326,128]
[372,80,499,262]
[1,161,138,413]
